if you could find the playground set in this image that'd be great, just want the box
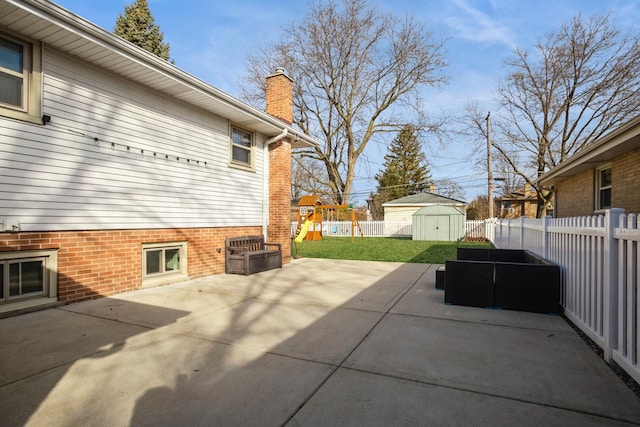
[294,195,364,243]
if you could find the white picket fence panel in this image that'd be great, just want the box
[483,209,639,384]
[291,221,412,237]
[614,213,640,382]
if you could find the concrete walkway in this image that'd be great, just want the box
[1,258,639,426]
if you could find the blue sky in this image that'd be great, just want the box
[54,0,640,203]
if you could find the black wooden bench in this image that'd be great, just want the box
[225,236,282,275]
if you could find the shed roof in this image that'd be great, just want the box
[383,192,466,207]
[0,0,318,149]
[412,205,465,216]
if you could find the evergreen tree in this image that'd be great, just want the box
[369,125,432,219]
[114,0,172,62]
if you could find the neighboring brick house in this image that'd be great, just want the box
[538,115,640,217]
[0,0,317,315]
[495,184,539,219]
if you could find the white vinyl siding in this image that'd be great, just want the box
[384,206,422,222]
[0,49,266,231]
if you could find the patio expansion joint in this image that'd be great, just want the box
[389,311,578,336]
[55,306,158,332]
[336,366,640,426]
[281,265,432,426]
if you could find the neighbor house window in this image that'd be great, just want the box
[0,250,58,304]
[142,242,187,286]
[596,165,612,210]
[0,33,42,123]
[230,125,254,168]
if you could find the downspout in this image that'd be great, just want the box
[266,128,288,145]
[262,129,289,239]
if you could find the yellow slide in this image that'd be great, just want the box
[295,219,313,243]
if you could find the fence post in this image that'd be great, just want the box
[603,208,624,363]
[489,218,495,245]
[495,218,503,248]
[542,215,550,259]
[519,216,525,249]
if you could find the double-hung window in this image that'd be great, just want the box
[0,32,42,123]
[230,125,254,169]
[595,165,612,211]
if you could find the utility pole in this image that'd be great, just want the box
[486,112,494,219]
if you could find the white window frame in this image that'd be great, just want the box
[0,31,43,124]
[595,164,612,212]
[141,242,188,287]
[0,249,58,304]
[229,124,255,170]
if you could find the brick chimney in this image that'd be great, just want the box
[265,68,293,263]
[266,68,293,123]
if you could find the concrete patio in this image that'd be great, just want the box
[1,258,639,426]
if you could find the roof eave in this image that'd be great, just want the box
[382,202,466,207]
[538,114,640,185]
[2,0,318,149]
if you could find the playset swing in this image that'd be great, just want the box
[294,195,364,243]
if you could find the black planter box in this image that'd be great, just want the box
[435,266,446,290]
[444,248,562,314]
[444,260,494,308]
[494,262,561,314]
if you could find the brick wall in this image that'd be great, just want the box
[554,147,640,217]
[612,147,640,214]
[554,169,594,217]
[0,226,260,303]
[265,69,294,263]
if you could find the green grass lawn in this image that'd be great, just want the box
[292,236,493,264]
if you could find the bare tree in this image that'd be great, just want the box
[493,152,524,196]
[467,195,491,220]
[291,156,332,200]
[466,13,640,217]
[432,178,465,200]
[241,0,447,204]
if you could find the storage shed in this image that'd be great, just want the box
[412,205,466,241]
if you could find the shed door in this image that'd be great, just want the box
[432,215,450,241]
[420,215,450,241]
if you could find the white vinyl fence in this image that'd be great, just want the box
[465,220,488,239]
[291,221,412,237]
[292,219,489,239]
[484,209,639,384]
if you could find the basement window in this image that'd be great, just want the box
[0,250,57,304]
[142,242,188,287]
